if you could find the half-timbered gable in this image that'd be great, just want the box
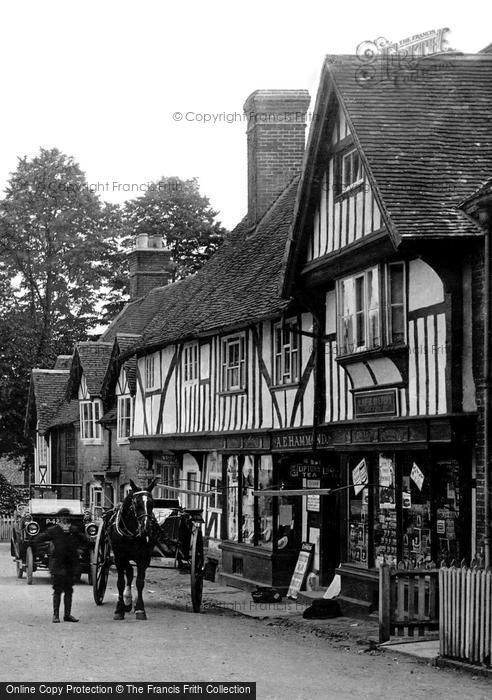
[283,52,492,609]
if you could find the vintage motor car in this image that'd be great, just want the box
[11,486,98,585]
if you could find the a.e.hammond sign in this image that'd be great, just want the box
[272,430,314,451]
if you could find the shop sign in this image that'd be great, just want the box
[307,495,320,512]
[287,542,315,600]
[272,430,314,451]
[354,389,397,418]
[159,454,179,468]
[289,460,331,478]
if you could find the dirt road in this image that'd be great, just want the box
[0,544,489,699]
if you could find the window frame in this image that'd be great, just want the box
[144,354,156,390]
[221,333,246,393]
[183,342,199,384]
[340,147,364,194]
[79,399,103,444]
[385,262,407,346]
[337,266,381,356]
[273,320,301,386]
[117,395,133,444]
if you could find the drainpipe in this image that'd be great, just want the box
[480,209,490,568]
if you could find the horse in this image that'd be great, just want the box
[107,478,158,620]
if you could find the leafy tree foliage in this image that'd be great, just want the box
[0,473,28,515]
[122,177,226,282]
[0,148,122,459]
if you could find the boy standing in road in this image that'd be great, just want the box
[34,507,88,623]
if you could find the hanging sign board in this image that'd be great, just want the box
[287,542,315,600]
[411,462,425,491]
[352,458,368,495]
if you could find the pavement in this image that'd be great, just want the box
[200,577,441,665]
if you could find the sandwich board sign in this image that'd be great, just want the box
[287,542,315,599]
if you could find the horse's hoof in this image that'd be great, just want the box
[113,613,125,620]
[135,611,147,620]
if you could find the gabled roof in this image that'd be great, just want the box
[283,53,492,293]
[68,342,113,398]
[100,179,298,354]
[26,370,69,435]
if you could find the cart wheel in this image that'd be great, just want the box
[26,547,34,585]
[190,526,204,612]
[92,524,111,605]
[16,560,24,579]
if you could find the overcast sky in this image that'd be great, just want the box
[0,1,489,230]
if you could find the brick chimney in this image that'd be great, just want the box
[243,89,310,224]
[128,234,174,299]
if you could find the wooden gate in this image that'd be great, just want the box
[440,564,492,667]
[379,563,439,643]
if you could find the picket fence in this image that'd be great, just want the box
[0,516,14,541]
[440,564,492,667]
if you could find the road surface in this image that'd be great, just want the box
[0,543,490,699]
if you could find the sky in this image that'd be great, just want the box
[0,1,489,230]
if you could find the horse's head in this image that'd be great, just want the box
[128,478,158,539]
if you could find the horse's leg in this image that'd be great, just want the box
[134,560,148,620]
[123,564,133,612]
[113,559,127,620]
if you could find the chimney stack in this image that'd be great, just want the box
[128,234,174,299]
[243,89,310,224]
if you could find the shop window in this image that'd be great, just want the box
[257,456,273,548]
[221,334,246,392]
[79,400,103,444]
[274,321,300,385]
[187,471,199,509]
[373,454,398,568]
[117,396,133,443]
[154,458,180,499]
[183,343,199,383]
[209,475,223,510]
[225,454,273,547]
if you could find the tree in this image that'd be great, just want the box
[0,473,28,514]
[122,177,226,282]
[0,148,122,459]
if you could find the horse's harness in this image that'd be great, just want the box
[113,490,154,540]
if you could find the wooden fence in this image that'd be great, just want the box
[0,516,14,542]
[379,563,440,643]
[440,564,492,667]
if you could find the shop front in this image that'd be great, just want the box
[220,428,341,592]
[317,416,473,612]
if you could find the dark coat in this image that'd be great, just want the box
[34,524,88,576]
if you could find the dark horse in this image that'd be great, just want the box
[107,478,158,620]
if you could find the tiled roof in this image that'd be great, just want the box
[324,53,492,241]
[101,180,297,353]
[29,370,69,434]
[46,399,80,431]
[74,342,113,396]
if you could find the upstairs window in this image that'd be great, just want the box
[117,396,133,443]
[338,267,380,355]
[183,343,199,383]
[80,400,103,444]
[145,355,156,389]
[274,321,300,385]
[386,263,406,345]
[341,148,363,193]
[221,334,246,392]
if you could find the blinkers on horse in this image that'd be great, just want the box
[109,478,158,620]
